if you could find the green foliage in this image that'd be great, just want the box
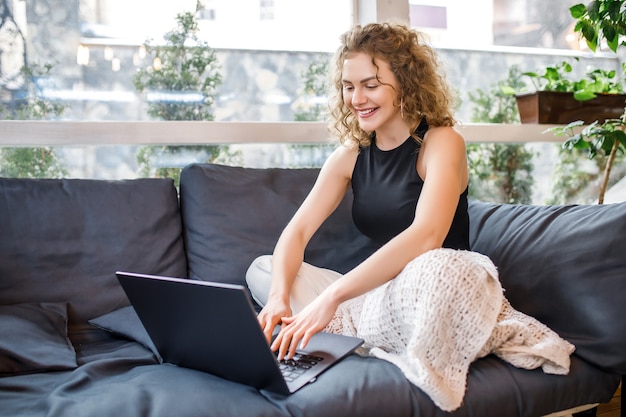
[547,146,601,204]
[293,57,330,122]
[133,11,222,121]
[0,64,67,120]
[466,66,535,204]
[548,110,626,205]
[518,1,626,102]
[467,143,535,204]
[548,0,626,203]
[0,147,68,178]
[557,119,626,159]
[570,1,626,53]
[521,59,625,101]
[522,61,575,92]
[290,56,335,166]
[132,9,234,182]
[469,66,526,124]
[0,64,68,178]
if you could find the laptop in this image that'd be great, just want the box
[115,271,364,395]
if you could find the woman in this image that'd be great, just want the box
[246,22,572,411]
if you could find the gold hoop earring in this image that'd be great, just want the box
[400,99,405,120]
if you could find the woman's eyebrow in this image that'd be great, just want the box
[342,76,378,84]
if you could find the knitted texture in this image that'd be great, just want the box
[325,248,574,412]
[478,297,575,374]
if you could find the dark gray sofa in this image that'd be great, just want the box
[0,162,623,417]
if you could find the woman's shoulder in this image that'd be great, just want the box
[322,142,360,178]
[419,126,467,179]
[424,125,463,139]
[422,126,465,152]
[329,141,360,161]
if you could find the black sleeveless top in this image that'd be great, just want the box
[351,119,470,249]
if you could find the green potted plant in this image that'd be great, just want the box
[515,59,625,124]
[549,0,626,204]
[515,1,626,125]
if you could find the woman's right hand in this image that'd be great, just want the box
[257,298,292,344]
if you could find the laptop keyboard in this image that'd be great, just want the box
[278,354,324,382]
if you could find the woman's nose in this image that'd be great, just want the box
[352,88,366,106]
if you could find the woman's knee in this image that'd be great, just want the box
[246,255,272,277]
[245,255,273,306]
[401,248,498,286]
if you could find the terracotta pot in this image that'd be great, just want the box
[515,91,626,124]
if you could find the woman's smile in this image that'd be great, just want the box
[357,107,379,118]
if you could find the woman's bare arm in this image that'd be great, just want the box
[257,144,358,342]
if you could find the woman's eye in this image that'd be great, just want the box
[366,84,378,89]
[342,85,354,91]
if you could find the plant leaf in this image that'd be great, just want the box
[607,31,619,53]
[587,0,601,19]
[569,3,587,18]
[574,90,597,101]
[607,1,623,21]
[562,62,573,73]
[614,129,626,147]
[581,22,599,50]
[500,86,517,95]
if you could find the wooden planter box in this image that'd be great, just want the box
[515,91,626,124]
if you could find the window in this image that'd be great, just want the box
[198,8,216,20]
[2,0,622,206]
[0,0,27,97]
[493,0,577,49]
[1,0,617,124]
[260,0,275,20]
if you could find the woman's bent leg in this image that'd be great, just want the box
[353,248,503,411]
[245,255,342,314]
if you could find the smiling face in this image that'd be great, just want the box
[341,52,407,142]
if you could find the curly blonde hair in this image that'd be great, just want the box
[328,22,457,147]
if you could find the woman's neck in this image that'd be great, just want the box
[374,121,413,151]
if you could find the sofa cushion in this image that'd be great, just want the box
[89,306,161,361]
[273,354,619,417]
[0,178,188,337]
[179,163,379,287]
[469,200,626,374]
[0,302,77,375]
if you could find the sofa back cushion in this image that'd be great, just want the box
[180,163,378,289]
[469,200,626,374]
[0,178,187,337]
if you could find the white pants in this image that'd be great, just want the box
[245,254,342,314]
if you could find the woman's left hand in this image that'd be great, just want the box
[271,291,339,361]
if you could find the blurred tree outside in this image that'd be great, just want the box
[291,55,335,167]
[293,56,330,122]
[548,144,626,204]
[548,147,602,204]
[133,7,240,184]
[466,66,535,204]
[0,63,68,178]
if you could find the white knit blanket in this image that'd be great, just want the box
[324,248,575,412]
